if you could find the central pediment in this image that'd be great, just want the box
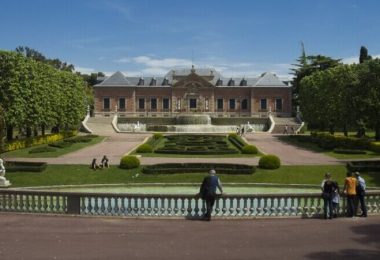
[173,71,215,89]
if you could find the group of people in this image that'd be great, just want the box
[321,171,367,219]
[91,155,110,170]
[283,124,296,135]
[236,126,245,136]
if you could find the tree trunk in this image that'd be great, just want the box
[343,124,348,137]
[376,124,380,141]
[41,125,45,136]
[6,126,13,141]
[329,124,335,135]
[33,127,38,137]
[26,127,32,138]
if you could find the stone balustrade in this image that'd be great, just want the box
[1,190,379,218]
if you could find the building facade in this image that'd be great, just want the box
[93,67,292,117]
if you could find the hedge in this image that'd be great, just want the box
[369,142,380,153]
[333,149,367,154]
[258,155,281,169]
[29,146,57,154]
[242,145,258,154]
[119,155,140,169]
[4,130,77,152]
[346,160,380,172]
[5,161,47,172]
[136,144,153,153]
[142,163,255,175]
[228,133,247,150]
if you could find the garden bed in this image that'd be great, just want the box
[142,163,255,175]
[5,161,47,172]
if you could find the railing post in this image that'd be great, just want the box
[66,194,81,214]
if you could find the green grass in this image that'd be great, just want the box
[6,164,380,188]
[1,136,105,158]
[277,136,380,160]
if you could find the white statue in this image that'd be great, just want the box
[0,158,11,187]
[246,121,255,133]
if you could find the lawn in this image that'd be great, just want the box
[6,164,380,188]
[277,136,380,160]
[1,136,105,158]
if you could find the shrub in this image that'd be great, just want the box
[146,125,168,132]
[119,155,140,169]
[333,149,367,154]
[142,163,255,174]
[49,141,72,149]
[259,154,281,169]
[29,146,57,154]
[136,144,153,153]
[369,142,380,154]
[242,145,258,154]
[228,133,247,150]
[5,161,47,172]
[153,133,163,139]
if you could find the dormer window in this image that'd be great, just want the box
[162,77,169,85]
[150,77,156,86]
[138,77,145,86]
[228,78,235,86]
[216,78,223,86]
[240,78,247,86]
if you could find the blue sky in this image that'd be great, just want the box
[1,0,379,78]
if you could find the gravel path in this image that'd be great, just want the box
[0,213,379,260]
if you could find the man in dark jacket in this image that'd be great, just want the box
[199,169,223,221]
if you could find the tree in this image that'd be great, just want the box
[0,105,5,151]
[359,46,372,64]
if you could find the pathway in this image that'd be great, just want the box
[0,213,379,259]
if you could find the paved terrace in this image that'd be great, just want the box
[0,213,379,259]
[3,132,345,166]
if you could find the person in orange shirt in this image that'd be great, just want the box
[343,172,357,217]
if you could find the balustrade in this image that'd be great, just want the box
[1,190,379,218]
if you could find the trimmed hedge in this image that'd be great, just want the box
[29,146,57,154]
[146,125,169,132]
[49,141,72,149]
[258,155,281,169]
[142,163,255,175]
[5,161,47,172]
[4,130,77,152]
[333,148,367,154]
[153,133,163,140]
[242,145,258,154]
[136,144,153,153]
[119,155,140,169]
[228,133,247,150]
[346,160,380,172]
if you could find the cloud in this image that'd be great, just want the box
[103,1,134,22]
[75,66,96,74]
[342,54,380,64]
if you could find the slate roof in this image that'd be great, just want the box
[94,69,289,88]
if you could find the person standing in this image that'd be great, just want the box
[343,172,357,217]
[199,169,223,221]
[283,125,288,134]
[101,155,110,168]
[321,173,335,219]
[355,172,367,217]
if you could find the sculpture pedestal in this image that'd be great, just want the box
[0,177,11,187]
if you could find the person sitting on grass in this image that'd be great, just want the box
[101,155,110,168]
[91,158,100,170]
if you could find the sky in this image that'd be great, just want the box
[1,0,380,78]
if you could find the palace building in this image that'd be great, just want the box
[93,66,292,117]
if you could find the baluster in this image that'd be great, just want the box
[235,197,242,217]
[42,196,48,212]
[107,197,112,215]
[180,198,186,217]
[173,198,179,216]
[214,197,221,217]
[19,194,24,211]
[242,198,248,217]
[194,198,200,217]
[166,198,172,217]
[229,198,235,217]
[80,197,86,214]
[153,197,159,216]
[126,197,132,216]
[270,197,276,216]
[187,198,193,217]
[146,197,152,216]
[94,196,99,215]
[133,198,139,216]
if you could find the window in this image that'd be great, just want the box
[229,99,235,110]
[205,98,209,110]
[163,98,170,110]
[151,98,157,110]
[241,99,248,110]
[190,98,197,109]
[103,98,110,110]
[217,99,223,110]
[275,98,282,111]
[118,98,125,110]
[260,99,267,110]
[177,98,181,110]
[138,98,145,109]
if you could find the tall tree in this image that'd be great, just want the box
[359,46,372,64]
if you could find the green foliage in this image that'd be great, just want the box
[369,142,380,153]
[259,155,281,169]
[146,125,168,132]
[136,144,153,153]
[228,133,247,150]
[142,163,255,175]
[29,146,57,154]
[49,141,72,149]
[0,105,5,152]
[333,149,367,155]
[119,155,140,169]
[152,133,163,139]
[0,50,88,140]
[242,145,258,154]
[5,161,47,172]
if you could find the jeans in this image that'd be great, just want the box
[357,192,367,216]
[323,197,333,219]
[346,195,356,217]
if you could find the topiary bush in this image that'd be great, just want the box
[29,146,57,154]
[258,154,281,169]
[136,144,153,153]
[242,145,258,154]
[153,133,163,139]
[119,155,140,169]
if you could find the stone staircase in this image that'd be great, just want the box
[86,117,116,135]
[271,117,302,134]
